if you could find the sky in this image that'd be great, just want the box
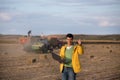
[0,0,120,35]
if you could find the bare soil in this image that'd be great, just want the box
[0,36,120,80]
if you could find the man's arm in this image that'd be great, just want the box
[77,39,84,55]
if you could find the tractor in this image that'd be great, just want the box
[19,36,63,53]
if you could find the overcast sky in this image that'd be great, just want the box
[0,0,120,35]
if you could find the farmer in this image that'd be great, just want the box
[59,33,83,80]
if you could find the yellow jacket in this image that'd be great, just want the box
[60,44,83,73]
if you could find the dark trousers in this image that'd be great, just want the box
[62,67,76,80]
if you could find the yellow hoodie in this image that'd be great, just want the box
[60,44,83,73]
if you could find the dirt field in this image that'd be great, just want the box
[0,36,120,80]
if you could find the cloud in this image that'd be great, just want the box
[94,16,120,27]
[0,12,12,21]
[56,0,120,6]
[9,28,17,32]
[98,20,118,27]
[99,20,109,27]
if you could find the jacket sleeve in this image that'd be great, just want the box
[77,45,84,55]
[60,46,65,58]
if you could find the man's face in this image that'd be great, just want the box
[66,37,73,45]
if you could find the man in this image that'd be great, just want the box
[59,33,83,80]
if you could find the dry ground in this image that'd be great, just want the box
[0,36,120,80]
